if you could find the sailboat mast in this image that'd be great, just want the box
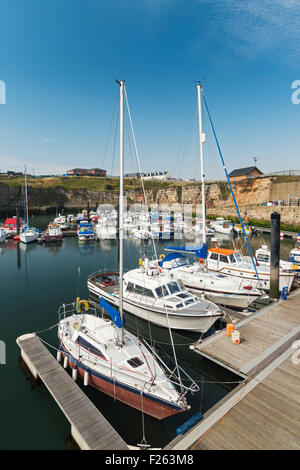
[196,82,206,246]
[118,79,125,345]
[24,165,29,227]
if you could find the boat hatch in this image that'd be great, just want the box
[127,357,144,368]
[76,335,106,359]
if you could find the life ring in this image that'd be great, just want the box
[76,297,89,313]
[159,254,165,260]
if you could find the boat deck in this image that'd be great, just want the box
[16,333,128,450]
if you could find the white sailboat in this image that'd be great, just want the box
[60,80,197,419]
[20,166,39,244]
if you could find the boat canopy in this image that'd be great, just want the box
[164,243,207,259]
[160,252,187,266]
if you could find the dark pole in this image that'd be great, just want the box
[16,206,20,235]
[270,211,280,299]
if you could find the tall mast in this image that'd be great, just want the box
[196,82,206,247]
[117,79,125,345]
[24,165,29,228]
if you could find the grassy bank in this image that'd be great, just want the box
[0,175,203,192]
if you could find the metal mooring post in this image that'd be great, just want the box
[270,211,280,300]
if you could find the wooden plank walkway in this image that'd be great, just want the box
[165,288,300,450]
[17,333,128,450]
[191,288,300,378]
[166,347,300,450]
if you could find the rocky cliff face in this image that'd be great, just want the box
[1,177,300,225]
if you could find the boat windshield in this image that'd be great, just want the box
[229,254,235,263]
[166,281,181,295]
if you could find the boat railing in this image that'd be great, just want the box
[58,300,100,322]
[142,338,199,394]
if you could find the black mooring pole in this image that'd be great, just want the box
[270,211,280,299]
[16,206,20,235]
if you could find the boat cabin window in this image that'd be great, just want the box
[155,285,169,298]
[210,252,219,261]
[167,281,181,295]
[127,357,144,368]
[76,336,106,359]
[220,254,229,263]
[257,253,269,262]
[229,254,235,264]
[126,282,155,298]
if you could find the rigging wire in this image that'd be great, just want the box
[124,86,185,393]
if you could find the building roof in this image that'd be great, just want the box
[228,166,262,177]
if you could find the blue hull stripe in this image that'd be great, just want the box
[61,345,183,411]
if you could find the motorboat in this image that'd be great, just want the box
[206,246,295,292]
[211,217,236,236]
[88,263,223,333]
[43,223,63,242]
[78,222,95,241]
[159,252,265,309]
[2,217,24,238]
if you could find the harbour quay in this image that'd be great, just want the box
[165,288,300,450]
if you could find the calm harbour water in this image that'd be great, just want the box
[0,215,297,450]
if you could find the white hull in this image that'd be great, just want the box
[87,280,222,333]
[208,265,295,292]
[20,231,38,244]
[189,288,260,309]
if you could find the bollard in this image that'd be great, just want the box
[270,212,280,300]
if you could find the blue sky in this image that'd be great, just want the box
[0,0,299,179]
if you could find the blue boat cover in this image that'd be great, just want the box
[160,252,186,266]
[100,297,124,328]
[164,243,207,259]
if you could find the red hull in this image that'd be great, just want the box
[65,356,184,420]
[43,236,63,242]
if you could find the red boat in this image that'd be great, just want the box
[2,217,24,237]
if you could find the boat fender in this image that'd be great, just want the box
[198,258,204,264]
[282,286,288,301]
[176,412,203,435]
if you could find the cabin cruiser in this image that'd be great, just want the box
[159,252,265,309]
[211,217,236,236]
[205,246,295,292]
[54,214,70,231]
[87,262,223,333]
[290,246,300,278]
[77,222,95,241]
[2,217,24,237]
[255,245,294,270]
[43,223,63,242]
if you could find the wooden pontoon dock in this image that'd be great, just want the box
[17,333,128,450]
[165,288,300,450]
